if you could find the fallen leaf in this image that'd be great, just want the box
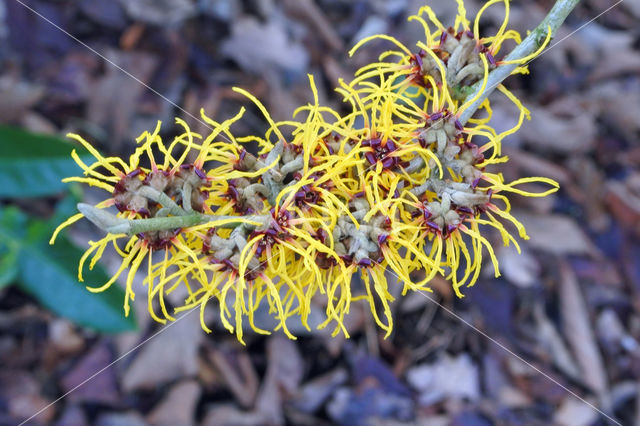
[533,304,581,380]
[198,0,240,21]
[118,0,195,26]
[322,55,351,90]
[221,17,309,75]
[208,347,259,408]
[48,319,84,355]
[503,147,572,186]
[465,279,517,339]
[147,380,201,426]
[497,244,540,288]
[622,0,640,18]
[525,14,595,73]
[559,262,609,407]
[350,15,388,47]
[407,353,480,405]
[121,312,202,391]
[20,111,57,135]
[580,25,640,82]
[482,349,510,399]
[60,341,119,405]
[597,309,639,352]
[605,179,640,237]
[86,49,157,152]
[352,352,411,396]
[519,97,597,154]
[291,368,348,413]
[0,370,55,424]
[609,381,637,414]
[399,290,431,313]
[506,357,567,404]
[415,415,449,426]
[282,0,344,51]
[452,411,499,426]
[553,396,599,426]
[0,75,44,124]
[255,336,304,424]
[516,211,597,256]
[498,385,532,408]
[566,156,610,232]
[588,80,640,143]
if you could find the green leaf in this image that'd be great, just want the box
[0,207,26,288]
[0,205,29,237]
[0,206,136,333]
[0,243,19,288]
[19,237,137,333]
[0,125,92,198]
[48,189,83,229]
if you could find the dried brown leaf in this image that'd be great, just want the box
[255,336,304,424]
[121,313,202,391]
[559,262,609,405]
[282,0,344,51]
[516,212,597,256]
[0,370,55,424]
[606,179,640,236]
[503,147,572,186]
[291,368,348,413]
[588,80,640,143]
[221,17,308,74]
[554,396,599,426]
[407,354,479,405]
[0,76,44,124]
[118,0,195,26]
[533,304,580,380]
[208,348,259,408]
[61,342,119,404]
[147,380,201,426]
[87,49,157,151]
[497,244,540,288]
[48,319,84,355]
[519,97,597,154]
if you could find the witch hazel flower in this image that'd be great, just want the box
[50,119,256,317]
[51,0,574,341]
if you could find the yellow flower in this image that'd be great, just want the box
[351,0,550,93]
[337,22,559,299]
[50,0,567,342]
[51,116,268,319]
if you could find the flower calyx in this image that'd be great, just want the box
[436,29,497,97]
[418,110,463,155]
[206,227,264,280]
[333,199,391,267]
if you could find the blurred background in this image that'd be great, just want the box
[1,0,640,424]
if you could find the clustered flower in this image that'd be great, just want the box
[52,0,557,343]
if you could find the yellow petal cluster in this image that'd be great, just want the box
[53,0,558,342]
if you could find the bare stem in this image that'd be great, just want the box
[77,203,267,235]
[458,0,580,124]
